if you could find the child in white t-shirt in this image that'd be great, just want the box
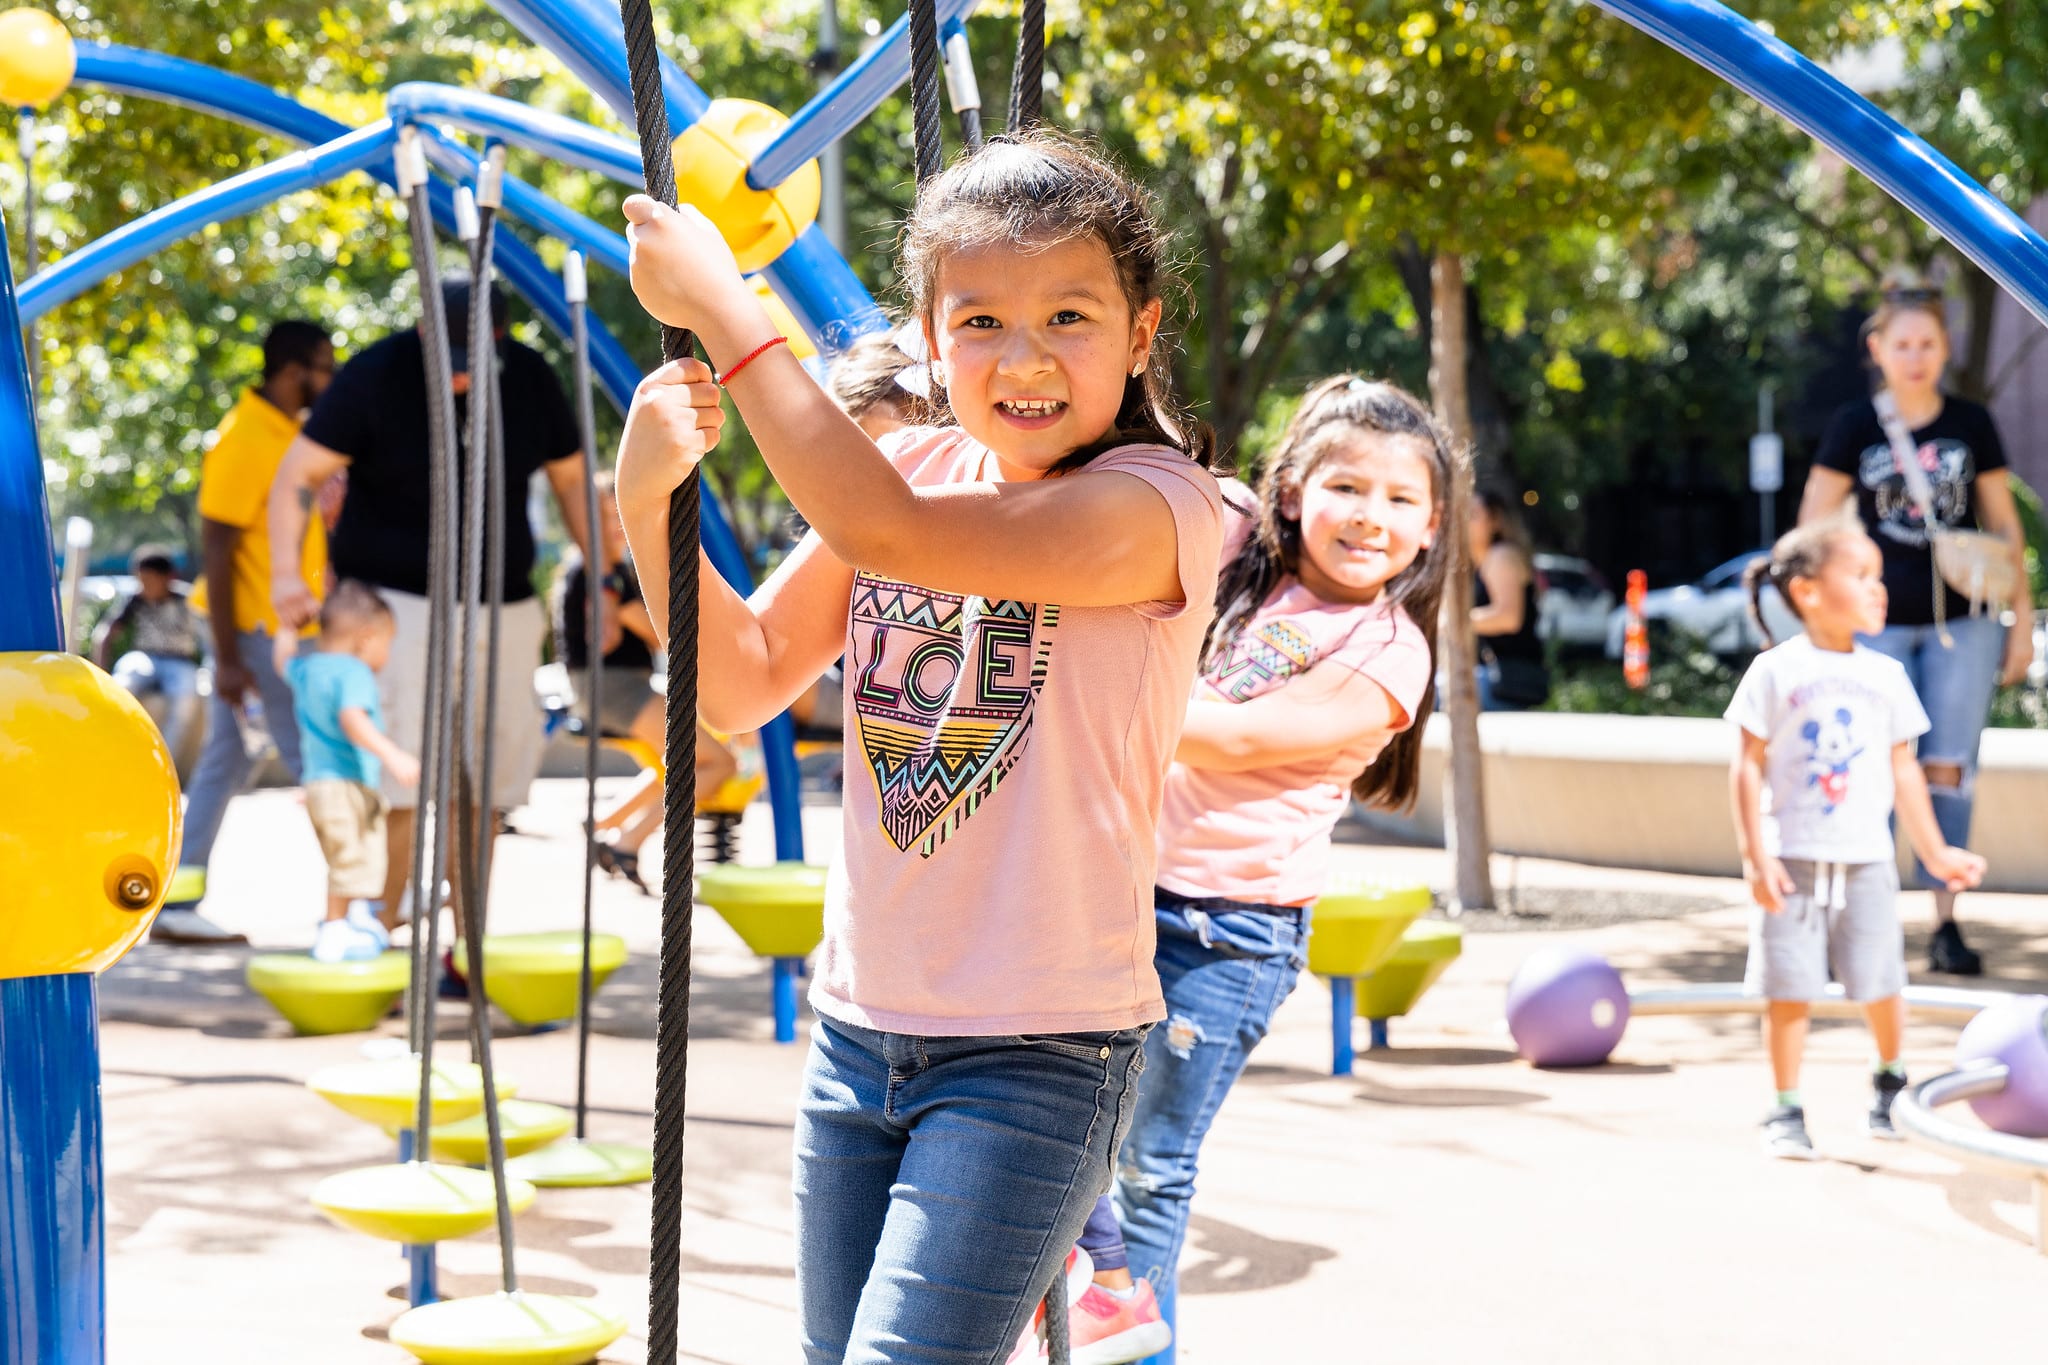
[1727,516,1985,1160]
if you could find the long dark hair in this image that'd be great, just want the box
[1206,375,1459,813]
[898,130,1220,474]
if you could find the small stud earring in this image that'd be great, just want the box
[1130,361,1146,377]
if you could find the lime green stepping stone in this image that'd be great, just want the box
[310,1162,535,1245]
[1305,882,1433,979]
[246,950,410,1036]
[388,1290,628,1365]
[1356,921,1463,1018]
[453,932,628,1028]
[505,1138,654,1188]
[429,1099,576,1164]
[697,862,828,958]
[306,1056,512,1134]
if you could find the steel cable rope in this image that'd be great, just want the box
[610,0,699,1357]
[565,249,603,1140]
[448,148,521,1293]
[1006,0,1044,134]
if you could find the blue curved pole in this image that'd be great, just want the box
[486,0,709,132]
[20,123,397,321]
[0,204,107,1365]
[387,82,643,184]
[747,0,980,191]
[1588,0,2048,326]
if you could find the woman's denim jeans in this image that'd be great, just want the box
[1104,890,1308,1356]
[794,1016,1148,1363]
[1863,612,2004,889]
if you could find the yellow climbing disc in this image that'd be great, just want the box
[504,1138,653,1189]
[428,1100,575,1164]
[0,652,181,980]
[310,1161,535,1244]
[307,1056,515,1134]
[389,1290,628,1365]
[0,8,75,108]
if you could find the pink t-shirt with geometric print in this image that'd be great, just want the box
[1155,531,1433,907]
[810,426,1225,1036]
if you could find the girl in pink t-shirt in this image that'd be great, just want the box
[613,134,1225,1364]
[1061,377,1453,1365]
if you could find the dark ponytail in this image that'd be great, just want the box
[1748,512,1864,648]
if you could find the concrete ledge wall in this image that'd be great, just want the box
[1364,714,2048,894]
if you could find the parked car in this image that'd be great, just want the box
[1604,551,1799,659]
[1532,554,1614,650]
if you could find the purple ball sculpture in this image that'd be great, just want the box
[1506,947,1630,1067]
[1954,995,2048,1138]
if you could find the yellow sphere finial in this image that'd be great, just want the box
[672,99,822,274]
[0,653,183,979]
[0,8,76,109]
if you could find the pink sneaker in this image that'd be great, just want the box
[1072,1279,1172,1365]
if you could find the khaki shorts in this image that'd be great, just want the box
[376,589,547,810]
[305,779,388,899]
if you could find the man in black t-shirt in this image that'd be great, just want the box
[267,275,595,921]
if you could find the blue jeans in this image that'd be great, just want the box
[1106,890,1308,1356]
[1862,613,2004,890]
[111,651,202,757]
[794,1016,1148,1364]
[175,628,303,899]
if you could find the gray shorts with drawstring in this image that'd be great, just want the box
[1743,858,1906,1002]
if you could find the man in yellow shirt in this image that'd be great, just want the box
[156,322,335,944]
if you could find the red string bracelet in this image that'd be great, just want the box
[716,335,788,387]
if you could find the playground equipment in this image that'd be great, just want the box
[697,862,830,1044]
[451,931,630,1028]
[1304,881,1434,1075]
[1355,921,1464,1050]
[10,0,2048,1355]
[1506,947,1632,1068]
[245,950,413,1036]
[1889,996,2048,1255]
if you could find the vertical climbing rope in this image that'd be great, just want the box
[565,250,603,1142]
[451,158,521,1295]
[611,3,699,1359]
[399,132,461,1168]
[909,0,944,183]
[1007,0,1045,134]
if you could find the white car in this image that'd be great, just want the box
[1604,551,1799,658]
[1532,555,1615,650]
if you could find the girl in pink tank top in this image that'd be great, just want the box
[613,135,1225,1364]
[1062,378,1457,1365]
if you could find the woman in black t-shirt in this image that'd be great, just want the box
[1796,283,2034,977]
[1468,488,1549,710]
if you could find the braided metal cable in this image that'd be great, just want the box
[405,169,462,1146]
[567,257,602,1141]
[958,107,984,154]
[909,0,944,184]
[1045,1276,1070,1364]
[612,1,700,1357]
[1007,0,1045,134]
[451,192,521,1295]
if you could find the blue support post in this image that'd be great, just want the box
[1368,1018,1390,1051]
[771,957,803,1044]
[0,204,103,1364]
[1329,976,1354,1077]
[0,975,106,1365]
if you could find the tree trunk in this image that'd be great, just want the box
[1430,252,1495,914]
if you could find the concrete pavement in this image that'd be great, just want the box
[94,782,2048,1362]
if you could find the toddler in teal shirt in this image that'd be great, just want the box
[286,581,419,962]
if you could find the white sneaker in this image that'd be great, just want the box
[312,918,388,964]
[346,900,392,941]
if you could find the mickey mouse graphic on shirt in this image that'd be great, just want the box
[1800,706,1863,816]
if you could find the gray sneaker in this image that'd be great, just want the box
[1761,1104,1818,1160]
[1869,1070,1909,1140]
[148,908,249,945]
